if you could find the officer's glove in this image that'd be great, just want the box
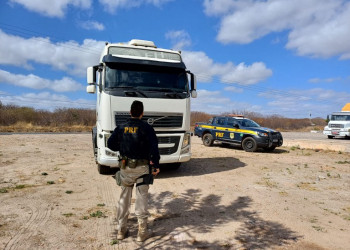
[150,161,160,176]
[152,168,160,176]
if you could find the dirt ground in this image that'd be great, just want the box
[0,133,349,250]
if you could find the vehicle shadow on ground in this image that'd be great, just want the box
[107,157,245,179]
[330,137,350,140]
[158,157,246,179]
[133,193,301,249]
[216,142,289,154]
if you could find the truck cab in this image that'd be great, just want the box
[323,112,350,139]
[194,116,283,152]
[87,39,197,174]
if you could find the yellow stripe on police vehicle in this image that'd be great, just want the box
[200,124,258,136]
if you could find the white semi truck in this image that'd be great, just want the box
[87,39,197,174]
[323,103,350,139]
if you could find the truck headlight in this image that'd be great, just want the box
[258,132,268,137]
[105,148,118,157]
[182,133,191,148]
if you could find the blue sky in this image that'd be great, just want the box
[0,0,350,118]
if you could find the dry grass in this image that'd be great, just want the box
[0,122,92,132]
[1,102,327,132]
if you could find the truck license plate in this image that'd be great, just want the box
[332,132,339,135]
[273,139,278,142]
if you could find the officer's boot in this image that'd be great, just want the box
[117,227,128,240]
[136,219,153,242]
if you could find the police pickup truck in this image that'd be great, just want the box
[194,116,283,152]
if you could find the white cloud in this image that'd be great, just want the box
[224,86,243,93]
[220,62,272,85]
[0,30,105,77]
[0,92,95,110]
[260,88,350,117]
[0,69,83,92]
[192,87,348,117]
[165,30,192,50]
[203,0,255,17]
[191,89,232,114]
[182,51,272,85]
[9,0,91,18]
[286,2,350,59]
[79,20,105,31]
[0,29,271,86]
[192,89,262,114]
[204,0,350,59]
[98,0,172,13]
[308,77,341,83]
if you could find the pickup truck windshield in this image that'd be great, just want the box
[105,63,188,93]
[237,119,260,128]
[331,115,350,121]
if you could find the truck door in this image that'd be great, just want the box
[225,118,240,142]
[212,117,227,141]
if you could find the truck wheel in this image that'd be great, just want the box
[242,137,258,152]
[98,164,111,175]
[327,135,334,139]
[203,134,214,147]
[92,127,97,163]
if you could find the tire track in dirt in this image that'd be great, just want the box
[95,174,120,249]
[4,198,51,250]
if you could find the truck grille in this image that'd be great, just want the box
[115,112,183,128]
[158,136,180,155]
[330,124,344,128]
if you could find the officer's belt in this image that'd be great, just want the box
[121,156,149,169]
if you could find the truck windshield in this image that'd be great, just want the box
[105,63,188,93]
[237,119,260,128]
[331,115,350,121]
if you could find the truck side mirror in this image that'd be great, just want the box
[190,73,197,90]
[87,66,97,84]
[189,72,197,98]
[86,85,96,94]
[191,90,197,98]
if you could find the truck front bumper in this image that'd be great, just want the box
[156,132,192,164]
[159,150,191,164]
[98,155,120,167]
[256,136,283,148]
[323,129,350,137]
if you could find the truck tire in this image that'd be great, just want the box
[203,133,214,147]
[92,127,97,163]
[242,137,258,152]
[327,135,334,139]
[98,164,111,175]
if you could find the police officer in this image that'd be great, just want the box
[107,100,160,242]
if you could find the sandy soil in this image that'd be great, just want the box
[0,133,349,250]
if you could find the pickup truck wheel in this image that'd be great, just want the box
[203,134,214,147]
[327,135,334,139]
[98,164,111,175]
[242,137,258,152]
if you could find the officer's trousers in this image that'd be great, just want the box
[117,164,149,231]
